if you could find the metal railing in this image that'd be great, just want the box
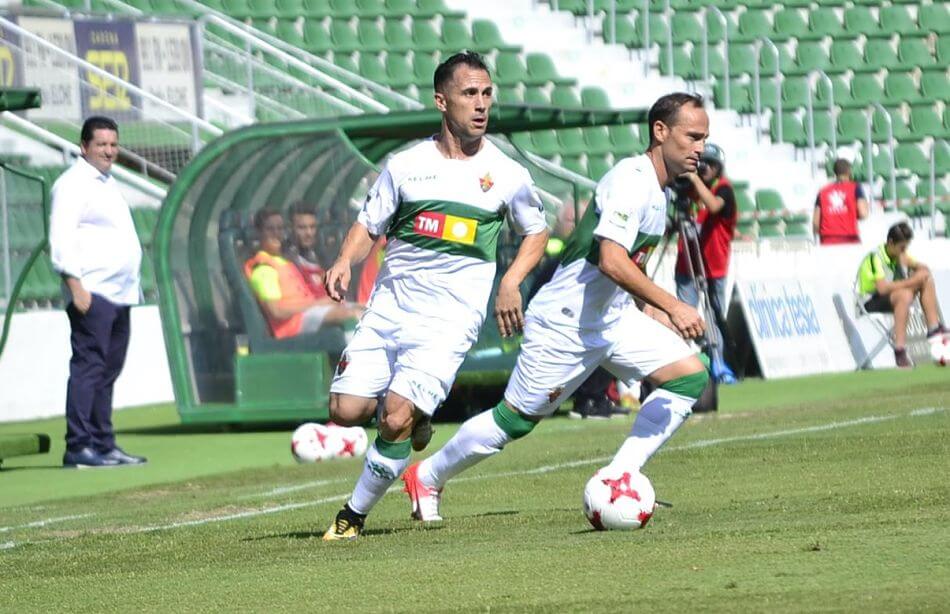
[929,139,947,237]
[703,6,729,110]
[864,102,895,211]
[753,37,781,144]
[805,70,835,177]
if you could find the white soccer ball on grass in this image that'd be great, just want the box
[583,467,656,531]
[290,422,338,463]
[327,423,369,457]
[929,333,950,367]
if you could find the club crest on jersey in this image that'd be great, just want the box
[479,173,494,192]
[548,386,565,403]
[336,353,349,375]
[413,211,477,245]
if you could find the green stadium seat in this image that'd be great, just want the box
[897,38,935,70]
[587,155,613,181]
[608,124,641,156]
[735,186,755,213]
[773,112,806,146]
[329,18,359,53]
[880,5,919,36]
[416,0,457,16]
[909,105,947,139]
[494,52,529,87]
[935,141,950,175]
[714,79,752,113]
[920,68,950,101]
[580,86,611,109]
[557,128,587,156]
[895,143,930,176]
[495,87,523,105]
[884,72,920,104]
[303,0,331,16]
[727,43,758,76]
[508,131,531,149]
[276,0,305,16]
[356,19,386,52]
[530,130,561,157]
[612,14,639,46]
[583,126,613,156]
[812,111,835,146]
[843,5,880,37]
[523,86,550,106]
[671,12,704,45]
[358,53,388,84]
[385,53,414,88]
[755,189,785,213]
[707,11,739,43]
[757,218,784,238]
[837,109,867,143]
[247,0,277,18]
[693,46,724,79]
[302,20,331,52]
[412,53,438,87]
[808,7,844,38]
[203,0,226,13]
[551,87,582,108]
[918,2,950,34]
[793,41,830,74]
[410,19,443,53]
[850,74,884,107]
[275,19,303,46]
[783,213,811,237]
[773,8,810,40]
[441,17,473,50]
[640,12,671,46]
[328,0,358,17]
[526,53,573,87]
[872,106,911,142]
[882,178,914,205]
[356,0,385,16]
[915,177,948,199]
[830,39,865,72]
[471,20,517,53]
[781,75,810,108]
[383,18,412,51]
[863,38,901,70]
[737,8,773,41]
[251,18,277,36]
[939,34,950,63]
[659,46,693,79]
[559,155,586,177]
[333,52,359,74]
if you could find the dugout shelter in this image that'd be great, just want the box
[155,105,646,424]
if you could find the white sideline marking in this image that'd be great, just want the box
[2,407,944,549]
[238,478,350,500]
[0,514,93,534]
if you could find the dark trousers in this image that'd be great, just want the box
[65,294,131,452]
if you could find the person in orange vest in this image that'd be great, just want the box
[244,207,362,339]
[813,158,869,245]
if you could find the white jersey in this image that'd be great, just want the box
[358,138,546,336]
[528,154,669,331]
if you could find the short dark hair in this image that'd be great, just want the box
[81,116,119,145]
[887,221,913,244]
[433,51,491,93]
[833,158,851,177]
[288,202,317,219]
[253,207,283,231]
[646,92,704,146]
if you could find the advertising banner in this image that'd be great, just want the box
[135,21,202,120]
[74,19,141,122]
[0,17,22,88]
[735,276,856,378]
[16,16,81,121]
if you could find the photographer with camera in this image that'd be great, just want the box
[673,143,738,384]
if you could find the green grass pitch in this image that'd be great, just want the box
[1,367,948,612]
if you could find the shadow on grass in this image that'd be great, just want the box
[242,525,444,541]
[0,463,64,472]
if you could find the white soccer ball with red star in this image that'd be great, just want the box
[290,422,337,463]
[327,424,369,458]
[929,333,950,366]
[583,467,656,530]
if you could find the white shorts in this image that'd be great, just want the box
[504,306,696,417]
[329,308,477,415]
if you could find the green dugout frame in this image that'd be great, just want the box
[155,105,646,424]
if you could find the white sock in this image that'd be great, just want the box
[347,440,410,515]
[418,409,512,489]
[607,387,694,472]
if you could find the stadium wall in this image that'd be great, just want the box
[0,306,172,423]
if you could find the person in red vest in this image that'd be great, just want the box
[813,158,869,245]
[674,143,737,384]
[244,208,362,339]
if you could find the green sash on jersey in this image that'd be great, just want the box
[559,198,662,269]
[388,200,505,262]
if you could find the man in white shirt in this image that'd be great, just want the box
[402,93,711,525]
[49,116,147,468]
[321,52,549,540]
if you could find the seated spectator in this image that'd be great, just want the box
[244,208,362,339]
[857,221,946,368]
[285,202,328,297]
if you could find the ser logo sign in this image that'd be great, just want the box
[85,49,133,111]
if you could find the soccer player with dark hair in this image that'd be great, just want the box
[813,158,869,245]
[857,221,946,368]
[321,51,549,540]
[403,92,711,524]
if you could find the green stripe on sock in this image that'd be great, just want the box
[374,435,411,460]
[659,369,709,399]
[491,401,537,440]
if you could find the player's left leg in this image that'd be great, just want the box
[915,270,945,336]
[601,307,708,473]
[407,315,607,521]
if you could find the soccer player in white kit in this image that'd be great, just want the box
[321,52,549,540]
[403,93,712,523]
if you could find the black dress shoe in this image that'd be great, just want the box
[63,447,120,469]
[101,446,148,465]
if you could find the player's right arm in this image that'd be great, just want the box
[325,168,399,301]
[599,240,704,339]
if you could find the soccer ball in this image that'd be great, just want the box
[929,333,950,367]
[583,467,656,531]
[327,424,369,458]
[290,423,337,463]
